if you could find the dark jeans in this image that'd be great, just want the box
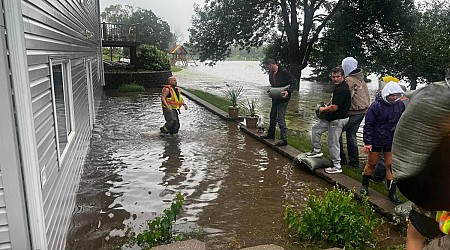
[162,108,180,134]
[339,113,365,166]
[267,101,288,142]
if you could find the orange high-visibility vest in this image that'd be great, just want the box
[436,211,450,234]
[162,85,183,109]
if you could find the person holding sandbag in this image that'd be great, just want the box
[261,59,298,147]
[390,80,450,249]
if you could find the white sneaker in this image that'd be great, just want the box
[324,167,342,174]
[305,150,323,158]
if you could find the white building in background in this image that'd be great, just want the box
[0,0,103,249]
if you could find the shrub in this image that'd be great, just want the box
[117,83,145,92]
[137,44,170,71]
[285,186,383,249]
[130,193,184,249]
[223,86,244,108]
[241,98,259,117]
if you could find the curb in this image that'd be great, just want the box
[182,88,244,121]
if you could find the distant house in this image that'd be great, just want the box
[0,1,103,249]
[169,45,197,66]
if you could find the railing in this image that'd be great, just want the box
[102,22,139,42]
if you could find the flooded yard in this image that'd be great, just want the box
[66,62,404,249]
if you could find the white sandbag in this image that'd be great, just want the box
[268,85,290,99]
[294,153,332,171]
[392,81,450,180]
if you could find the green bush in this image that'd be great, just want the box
[285,186,383,249]
[130,193,184,249]
[137,44,170,71]
[117,83,146,92]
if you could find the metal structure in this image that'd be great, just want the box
[102,22,140,66]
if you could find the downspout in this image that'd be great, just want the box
[3,1,48,249]
[97,0,105,86]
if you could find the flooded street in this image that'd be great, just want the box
[67,62,403,249]
[66,89,331,249]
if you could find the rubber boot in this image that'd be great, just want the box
[360,174,371,196]
[387,180,402,205]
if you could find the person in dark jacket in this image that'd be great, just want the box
[260,59,298,146]
[360,81,405,205]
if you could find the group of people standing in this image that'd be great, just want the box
[261,57,404,204]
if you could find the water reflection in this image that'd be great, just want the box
[67,89,331,249]
[67,63,402,249]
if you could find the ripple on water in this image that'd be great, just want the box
[67,65,400,249]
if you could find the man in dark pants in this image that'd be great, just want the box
[339,57,370,168]
[160,76,188,136]
[261,59,298,146]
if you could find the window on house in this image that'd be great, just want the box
[50,60,74,160]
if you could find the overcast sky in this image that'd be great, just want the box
[100,0,206,42]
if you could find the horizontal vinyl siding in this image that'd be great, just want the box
[22,0,102,249]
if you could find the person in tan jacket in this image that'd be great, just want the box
[339,57,370,168]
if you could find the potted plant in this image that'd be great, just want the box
[242,98,259,128]
[224,86,244,118]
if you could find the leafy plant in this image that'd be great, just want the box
[224,86,244,108]
[131,193,184,249]
[137,44,171,71]
[285,186,383,249]
[117,82,145,92]
[241,98,259,117]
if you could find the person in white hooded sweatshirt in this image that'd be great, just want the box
[339,57,370,168]
[360,81,405,205]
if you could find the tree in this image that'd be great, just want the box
[101,4,173,50]
[129,8,172,49]
[384,0,450,89]
[189,0,345,88]
[309,0,416,80]
[310,0,450,89]
[101,4,133,24]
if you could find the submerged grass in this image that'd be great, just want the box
[183,87,231,112]
[118,83,146,93]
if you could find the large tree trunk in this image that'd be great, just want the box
[409,75,418,90]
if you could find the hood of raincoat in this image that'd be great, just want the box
[381,81,405,103]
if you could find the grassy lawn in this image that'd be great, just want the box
[171,66,183,72]
[103,54,121,61]
[183,88,231,112]
[185,89,408,202]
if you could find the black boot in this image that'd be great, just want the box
[360,174,371,196]
[387,180,402,205]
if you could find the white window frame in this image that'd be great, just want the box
[85,58,95,129]
[49,58,75,166]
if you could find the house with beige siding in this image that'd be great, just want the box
[0,0,103,249]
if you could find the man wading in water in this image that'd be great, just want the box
[160,76,188,137]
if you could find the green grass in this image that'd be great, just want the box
[117,83,146,93]
[171,66,183,72]
[103,54,121,61]
[184,88,231,112]
[184,89,408,204]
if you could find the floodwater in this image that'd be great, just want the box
[66,61,403,249]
